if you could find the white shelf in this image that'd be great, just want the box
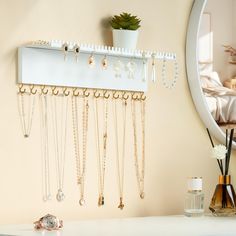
[0,216,235,236]
[18,41,177,92]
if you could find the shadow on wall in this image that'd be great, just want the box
[100,16,113,46]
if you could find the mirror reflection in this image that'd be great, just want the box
[198,0,236,141]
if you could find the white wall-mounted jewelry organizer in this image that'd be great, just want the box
[18,40,177,92]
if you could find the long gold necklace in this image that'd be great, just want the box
[113,99,127,210]
[39,94,51,202]
[131,99,146,199]
[94,97,108,206]
[17,92,36,138]
[51,94,69,202]
[72,95,89,206]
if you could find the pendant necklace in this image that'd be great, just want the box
[72,95,89,206]
[131,99,146,199]
[39,94,51,202]
[17,91,36,138]
[51,94,69,202]
[113,99,127,210]
[94,96,108,206]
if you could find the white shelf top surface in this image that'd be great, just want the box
[0,215,236,236]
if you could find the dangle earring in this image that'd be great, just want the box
[126,58,137,79]
[101,55,108,70]
[62,43,69,61]
[113,58,124,78]
[142,52,148,82]
[151,53,156,83]
[88,53,95,67]
[74,44,80,62]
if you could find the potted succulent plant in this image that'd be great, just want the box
[110,12,141,49]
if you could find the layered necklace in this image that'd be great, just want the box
[50,94,69,202]
[113,99,127,210]
[94,96,108,206]
[17,91,36,138]
[131,99,146,199]
[72,95,89,206]
[39,94,51,202]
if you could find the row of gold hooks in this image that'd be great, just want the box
[17,84,146,101]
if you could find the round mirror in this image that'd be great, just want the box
[186,0,236,148]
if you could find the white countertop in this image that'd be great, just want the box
[0,215,236,236]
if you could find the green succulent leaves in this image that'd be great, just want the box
[110,12,141,31]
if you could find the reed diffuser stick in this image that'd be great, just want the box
[206,128,223,174]
[226,129,234,175]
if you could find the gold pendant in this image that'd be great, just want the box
[88,54,95,67]
[102,56,108,69]
[98,195,104,206]
[140,192,145,199]
[79,198,85,206]
[77,177,82,185]
[118,197,124,210]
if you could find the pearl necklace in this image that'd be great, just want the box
[161,56,179,89]
[72,95,89,206]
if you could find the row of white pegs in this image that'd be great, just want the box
[31,40,177,61]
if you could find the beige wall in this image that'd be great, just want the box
[0,0,235,225]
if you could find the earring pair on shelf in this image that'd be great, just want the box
[63,43,80,62]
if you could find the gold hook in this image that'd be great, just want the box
[63,87,70,96]
[113,91,120,99]
[83,88,90,97]
[132,92,139,101]
[30,85,37,95]
[103,90,110,99]
[51,86,59,96]
[141,93,146,101]
[73,88,80,97]
[94,90,101,98]
[41,85,48,95]
[19,84,26,94]
[122,92,129,100]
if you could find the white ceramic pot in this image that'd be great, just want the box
[112,29,139,49]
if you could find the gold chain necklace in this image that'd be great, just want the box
[72,95,89,206]
[131,99,146,199]
[51,95,69,202]
[113,99,127,210]
[94,97,108,206]
[39,94,51,202]
[17,92,36,138]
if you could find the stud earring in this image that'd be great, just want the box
[88,53,95,67]
[101,55,108,69]
[62,43,69,61]
[74,44,80,62]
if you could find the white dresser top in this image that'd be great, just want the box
[0,215,236,236]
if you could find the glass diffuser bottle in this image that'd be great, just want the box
[209,175,236,216]
[184,177,204,217]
